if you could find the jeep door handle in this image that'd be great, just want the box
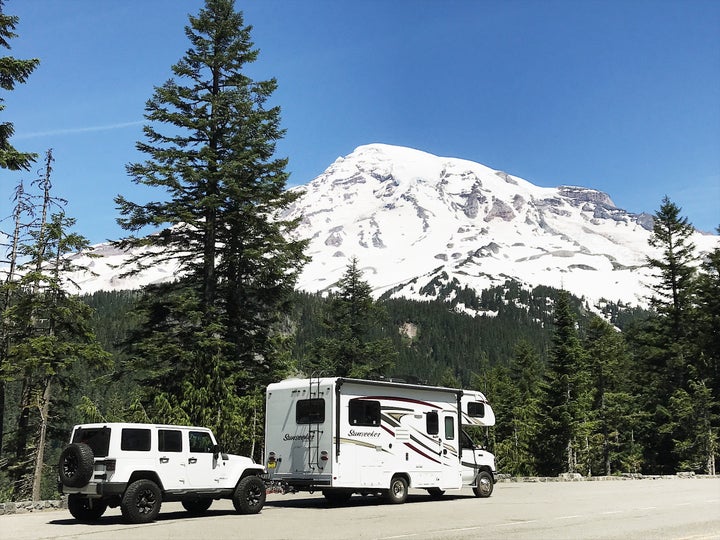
[188,457,197,464]
[159,457,169,464]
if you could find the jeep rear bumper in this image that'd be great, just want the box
[61,482,126,498]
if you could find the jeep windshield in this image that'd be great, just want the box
[72,427,111,457]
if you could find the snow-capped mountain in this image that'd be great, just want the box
[284,144,717,308]
[65,143,718,307]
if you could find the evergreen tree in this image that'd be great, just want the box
[0,180,32,460]
[0,0,39,467]
[663,380,718,474]
[307,257,396,378]
[646,196,697,346]
[584,316,638,475]
[490,340,543,476]
[0,1,38,171]
[636,197,701,472]
[114,0,306,454]
[534,290,589,476]
[2,152,110,499]
[694,227,720,391]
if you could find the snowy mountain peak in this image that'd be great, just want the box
[57,143,718,307]
[284,144,718,306]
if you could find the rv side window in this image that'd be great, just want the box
[444,416,455,440]
[349,399,381,426]
[296,398,325,424]
[468,401,485,418]
[426,411,439,435]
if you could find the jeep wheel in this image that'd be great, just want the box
[58,443,94,488]
[182,498,213,515]
[67,495,107,522]
[121,479,162,523]
[232,475,266,514]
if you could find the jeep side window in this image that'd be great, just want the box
[121,428,151,451]
[158,429,182,452]
[189,431,214,453]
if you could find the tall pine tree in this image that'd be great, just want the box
[534,290,588,476]
[306,257,396,378]
[114,0,306,453]
[0,0,39,468]
[0,1,38,171]
[637,197,701,472]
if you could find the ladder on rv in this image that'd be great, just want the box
[307,373,324,471]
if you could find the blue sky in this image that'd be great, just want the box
[2,0,719,244]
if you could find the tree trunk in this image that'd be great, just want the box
[32,376,51,501]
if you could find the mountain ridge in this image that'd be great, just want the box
[64,143,719,307]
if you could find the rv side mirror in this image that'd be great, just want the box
[212,444,221,460]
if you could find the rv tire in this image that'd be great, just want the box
[426,487,444,498]
[386,476,408,504]
[472,471,494,498]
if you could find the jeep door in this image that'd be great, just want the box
[156,428,186,490]
[185,430,221,488]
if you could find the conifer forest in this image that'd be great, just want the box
[1,0,718,502]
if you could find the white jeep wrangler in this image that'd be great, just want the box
[57,422,266,523]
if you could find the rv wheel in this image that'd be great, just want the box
[386,476,408,504]
[472,471,494,498]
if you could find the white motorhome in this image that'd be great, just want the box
[264,377,497,504]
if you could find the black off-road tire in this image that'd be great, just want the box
[67,494,107,522]
[58,443,95,488]
[121,479,162,523]
[472,471,494,498]
[426,487,445,499]
[385,476,408,504]
[232,475,266,514]
[182,498,213,515]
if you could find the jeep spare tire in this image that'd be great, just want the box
[58,443,95,487]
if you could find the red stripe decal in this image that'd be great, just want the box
[404,442,441,464]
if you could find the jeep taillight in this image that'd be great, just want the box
[104,459,116,472]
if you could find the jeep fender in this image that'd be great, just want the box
[127,471,164,492]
